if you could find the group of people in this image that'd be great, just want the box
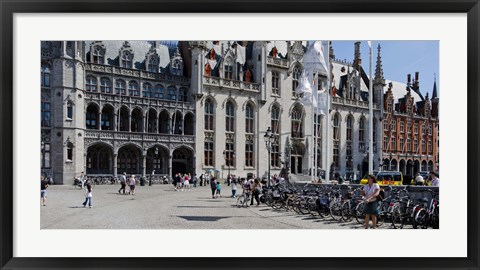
[172,173,197,191]
[415,171,440,186]
[118,172,137,195]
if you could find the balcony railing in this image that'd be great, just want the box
[85,63,190,83]
[332,96,380,110]
[203,76,260,92]
[84,92,196,111]
[85,130,195,144]
[266,57,288,68]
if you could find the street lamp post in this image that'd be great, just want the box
[264,127,275,187]
[223,150,235,183]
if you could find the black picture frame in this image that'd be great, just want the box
[1,1,479,269]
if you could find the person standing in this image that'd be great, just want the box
[415,172,424,186]
[210,177,217,198]
[250,178,262,206]
[82,183,93,208]
[40,176,49,206]
[430,171,440,187]
[199,173,204,186]
[362,175,380,229]
[118,172,127,194]
[129,175,136,195]
[231,177,237,198]
[184,173,191,191]
[193,174,198,188]
[79,171,86,188]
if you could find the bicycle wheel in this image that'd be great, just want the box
[307,198,318,216]
[413,208,427,229]
[329,201,342,221]
[391,203,404,229]
[341,201,353,222]
[432,207,439,229]
[355,201,365,225]
[236,195,246,208]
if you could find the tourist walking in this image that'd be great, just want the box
[210,177,217,198]
[216,181,222,197]
[129,175,136,195]
[40,176,49,206]
[184,173,191,191]
[79,171,86,188]
[82,183,93,208]
[362,174,380,229]
[118,172,127,194]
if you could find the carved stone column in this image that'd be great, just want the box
[168,154,173,177]
[142,154,147,178]
[113,153,118,177]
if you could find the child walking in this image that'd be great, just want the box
[216,181,222,198]
[82,183,93,208]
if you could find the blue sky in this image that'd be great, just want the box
[332,41,439,97]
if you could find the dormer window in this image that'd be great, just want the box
[148,57,159,73]
[172,60,181,76]
[121,51,133,68]
[93,46,105,64]
[224,58,233,80]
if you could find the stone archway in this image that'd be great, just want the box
[86,143,113,175]
[172,147,194,177]
[146,145,169,175]
[117,144,142,175]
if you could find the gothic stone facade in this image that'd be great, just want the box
[41,40,439,184]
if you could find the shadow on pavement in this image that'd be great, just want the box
[177,216,231,222]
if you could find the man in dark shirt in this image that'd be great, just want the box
[40,176,49,206]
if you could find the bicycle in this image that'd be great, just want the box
[413,189,439,229]
[236,190,252,208]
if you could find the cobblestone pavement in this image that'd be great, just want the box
[41,184,388,230]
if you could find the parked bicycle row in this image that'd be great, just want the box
[236,176,439,229]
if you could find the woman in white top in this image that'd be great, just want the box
[129,175,136,195]
[362,174,380,229]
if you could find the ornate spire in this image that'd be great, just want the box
[374,44,385,83]
[432,73,438,99]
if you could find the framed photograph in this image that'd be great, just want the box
[1,0,478,269]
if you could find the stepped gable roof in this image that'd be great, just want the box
[85,40,177,69]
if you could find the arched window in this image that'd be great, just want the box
[224,57,233,79]
[41,65,51,87]
[154,84,164,99]
[167,86,177,100]
[179,88,188,102]
[41,101,51,127]
[121,51,133,68]
[115,80,126,95]
[245,103,254,134]
[100,78,111,93]
[86,105,98,129]
[66,142,74,161]
[148,57,158,73]
[128,81,139,96]
[271,105,280,135]
[204,99,214,131]
[291,104,303,138]
[292,66,301,96]
[346,115,353,141]
[225,101,235,132]
[86,76,97,92]
[93,46,104,64]
[333,113,340,168]
[143,82,153,98]
[66,101,73,120]
[272,71,280,96]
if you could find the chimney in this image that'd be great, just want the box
[407,74,411,87]
[354,41,361,70]
[414,71,419,89]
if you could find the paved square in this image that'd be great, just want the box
[41,184,373,229]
